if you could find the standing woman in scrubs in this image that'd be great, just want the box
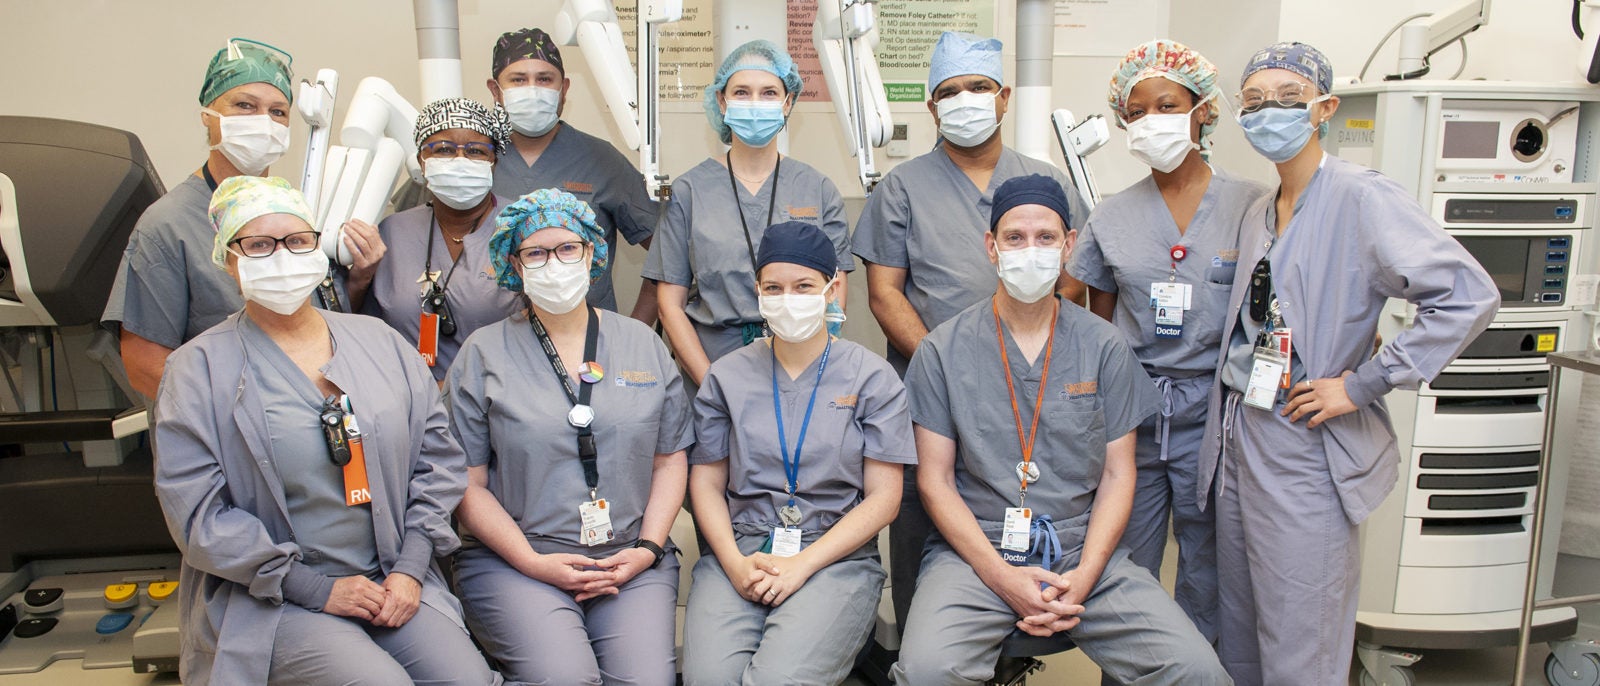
[349,97,522,382]
[1199,42,1498,686]
[152,176,496,686]
[682,222,913,686]
[645,40,854,386]
[448,189,691,686]
[1065,39,1267,642]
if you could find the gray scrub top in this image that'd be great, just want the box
[1068,170,1269,377]
[492,122,658,312]
[1220,220,1308,393]
[240,317,380,579]
[363,198,522,382]
[446,310,694,558]
[850,144,1087,354]
[691,338,916,533]
[905,297,1159,541]
[103,174,244,347]
[643,157,854,331]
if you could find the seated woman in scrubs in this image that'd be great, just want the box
[1064,39,1268,642]
[151,176,496,686]
[682,221,914,686]
[349,97,522,382]
[645,40,854,386]
[1201,42,1498,686]
[447,188,692,686]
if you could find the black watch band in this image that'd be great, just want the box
[633,539,666,569]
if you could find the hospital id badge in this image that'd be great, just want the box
[1154,306,1184,338]
[1243,346,1288,411]
[418,312,440,367]
[578,499,614,546]
[1001,507,1032,553]
[770,527,803,558]
[1149,282,1190,309]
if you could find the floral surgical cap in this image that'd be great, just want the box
[414,97,511,155]
[1107,40,1222,148]
[209,176,315,268]
[489,188,610,291]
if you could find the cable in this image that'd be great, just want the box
[1450,37,1468,80]
[1577,0,1586,40]
[1360,12,1434,82]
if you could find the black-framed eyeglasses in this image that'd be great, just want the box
[229,231,321,259]
[420,141,496,161]
[1235,84,1311,114]
[1248,257,1273,322]
[516,241,586,269]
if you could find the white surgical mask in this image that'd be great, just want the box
[203,108,290,175]
[1125,94,1211,174]
[236,246,328,315]
[760,291,828,343]
[523,253,590,314]
[501,86,562,137]
[936,91,1000,148]
[996,246,1062,304]
[424,157,494,210]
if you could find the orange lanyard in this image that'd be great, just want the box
[992,298,1058,505]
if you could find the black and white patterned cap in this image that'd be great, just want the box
[413,97,512,154]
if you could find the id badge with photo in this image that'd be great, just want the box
[1001,507,1032,553]
[770,527,803,558]
[579,499,614,546]
[1244,345,1288,411]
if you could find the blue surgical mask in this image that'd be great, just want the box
[724,100,787,147]
[1237,95,1330,163]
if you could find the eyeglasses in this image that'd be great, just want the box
[516,241,586,269]
[225,38,293,73]
[229,231,321,258]
[1248,258,1273,322]
[420,141,496,161]
[1235,84,1312,114]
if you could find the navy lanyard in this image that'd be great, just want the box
[772,338,831,508]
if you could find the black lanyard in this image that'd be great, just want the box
[726,152,782,274]
[530,306,602,497]
[421,202,492,336]
[201,162,219,192]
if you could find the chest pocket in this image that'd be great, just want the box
[1205,264,1236,286]
[1044,403,1107,482]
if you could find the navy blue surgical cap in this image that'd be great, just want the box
[756,221,837,278]
[990,175,1072,232]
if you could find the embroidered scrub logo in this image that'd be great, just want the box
[614,370,659,388]
[829,394,858,410]
[1061,381,1097,400]
[563,181,594,194]
[786,205,819,219]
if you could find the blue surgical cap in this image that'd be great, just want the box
[1241,41,1333,95]
[990,174,1071,233]
[756,221,837,278]
[927,32,1003,95]
[703,40,803,145]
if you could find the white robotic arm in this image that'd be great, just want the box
[296,68,339,207]
[555,0,642,151]
[1051,109,1109,211]
[814,0,892,192]
[314,77,421,266]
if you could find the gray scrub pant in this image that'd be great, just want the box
[1122,375,1218,642]
[454,547,680,686]
[268,601,499,686]
[891,536,1229,685]
[1214,392,1359,686]
[682,533,885,686]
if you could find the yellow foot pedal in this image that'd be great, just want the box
[146,581,178,605]
[104,583,138,610]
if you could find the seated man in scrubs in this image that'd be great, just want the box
[849,31,1086,633]
[151,176,497,686]
[107,37,375,399]
[682,222,913,686]
[891,175,1229,686]
[487,27,661,321]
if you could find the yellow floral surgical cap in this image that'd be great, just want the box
[209,176,315,269]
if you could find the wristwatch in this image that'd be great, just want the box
[633,539,667,569]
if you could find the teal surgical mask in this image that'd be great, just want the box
[724,100,787,147]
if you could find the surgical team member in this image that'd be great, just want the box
[646,40,853,385]
[849,30,1086,637]
[350,97,521,382]
[449,189,690,686]
[1201,43,1497,686]
[682,222,913,686]
[106,38,346,399]
[152,176,495,686]
[891,175,1228,686]
[1065,39,1268,642]
[487,27,661,321]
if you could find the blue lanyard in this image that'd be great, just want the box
[772,338,831,507]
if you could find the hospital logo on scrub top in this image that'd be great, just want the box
[786,205,819,219]
[562,181,594,194]
[614,370,659,388]
[1061,381,1098,400]
[829,394,858,410]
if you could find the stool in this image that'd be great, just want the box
[988,631,1076,686]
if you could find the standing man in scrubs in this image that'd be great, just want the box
[891,176,1228,686]
[646,40,853,385]
[1066,40,1268,642]
[106,38,381,399]
[682,222,913,685]
[1202,42,1498,686]
[487,28,661,322]
[849,30,1085,636]
[448,189,690,685]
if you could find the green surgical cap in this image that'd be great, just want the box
[200,38,294,107]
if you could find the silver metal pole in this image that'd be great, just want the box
[1513,364,1563,685]
[1013,0,1053,162]
[413,0,463,104]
